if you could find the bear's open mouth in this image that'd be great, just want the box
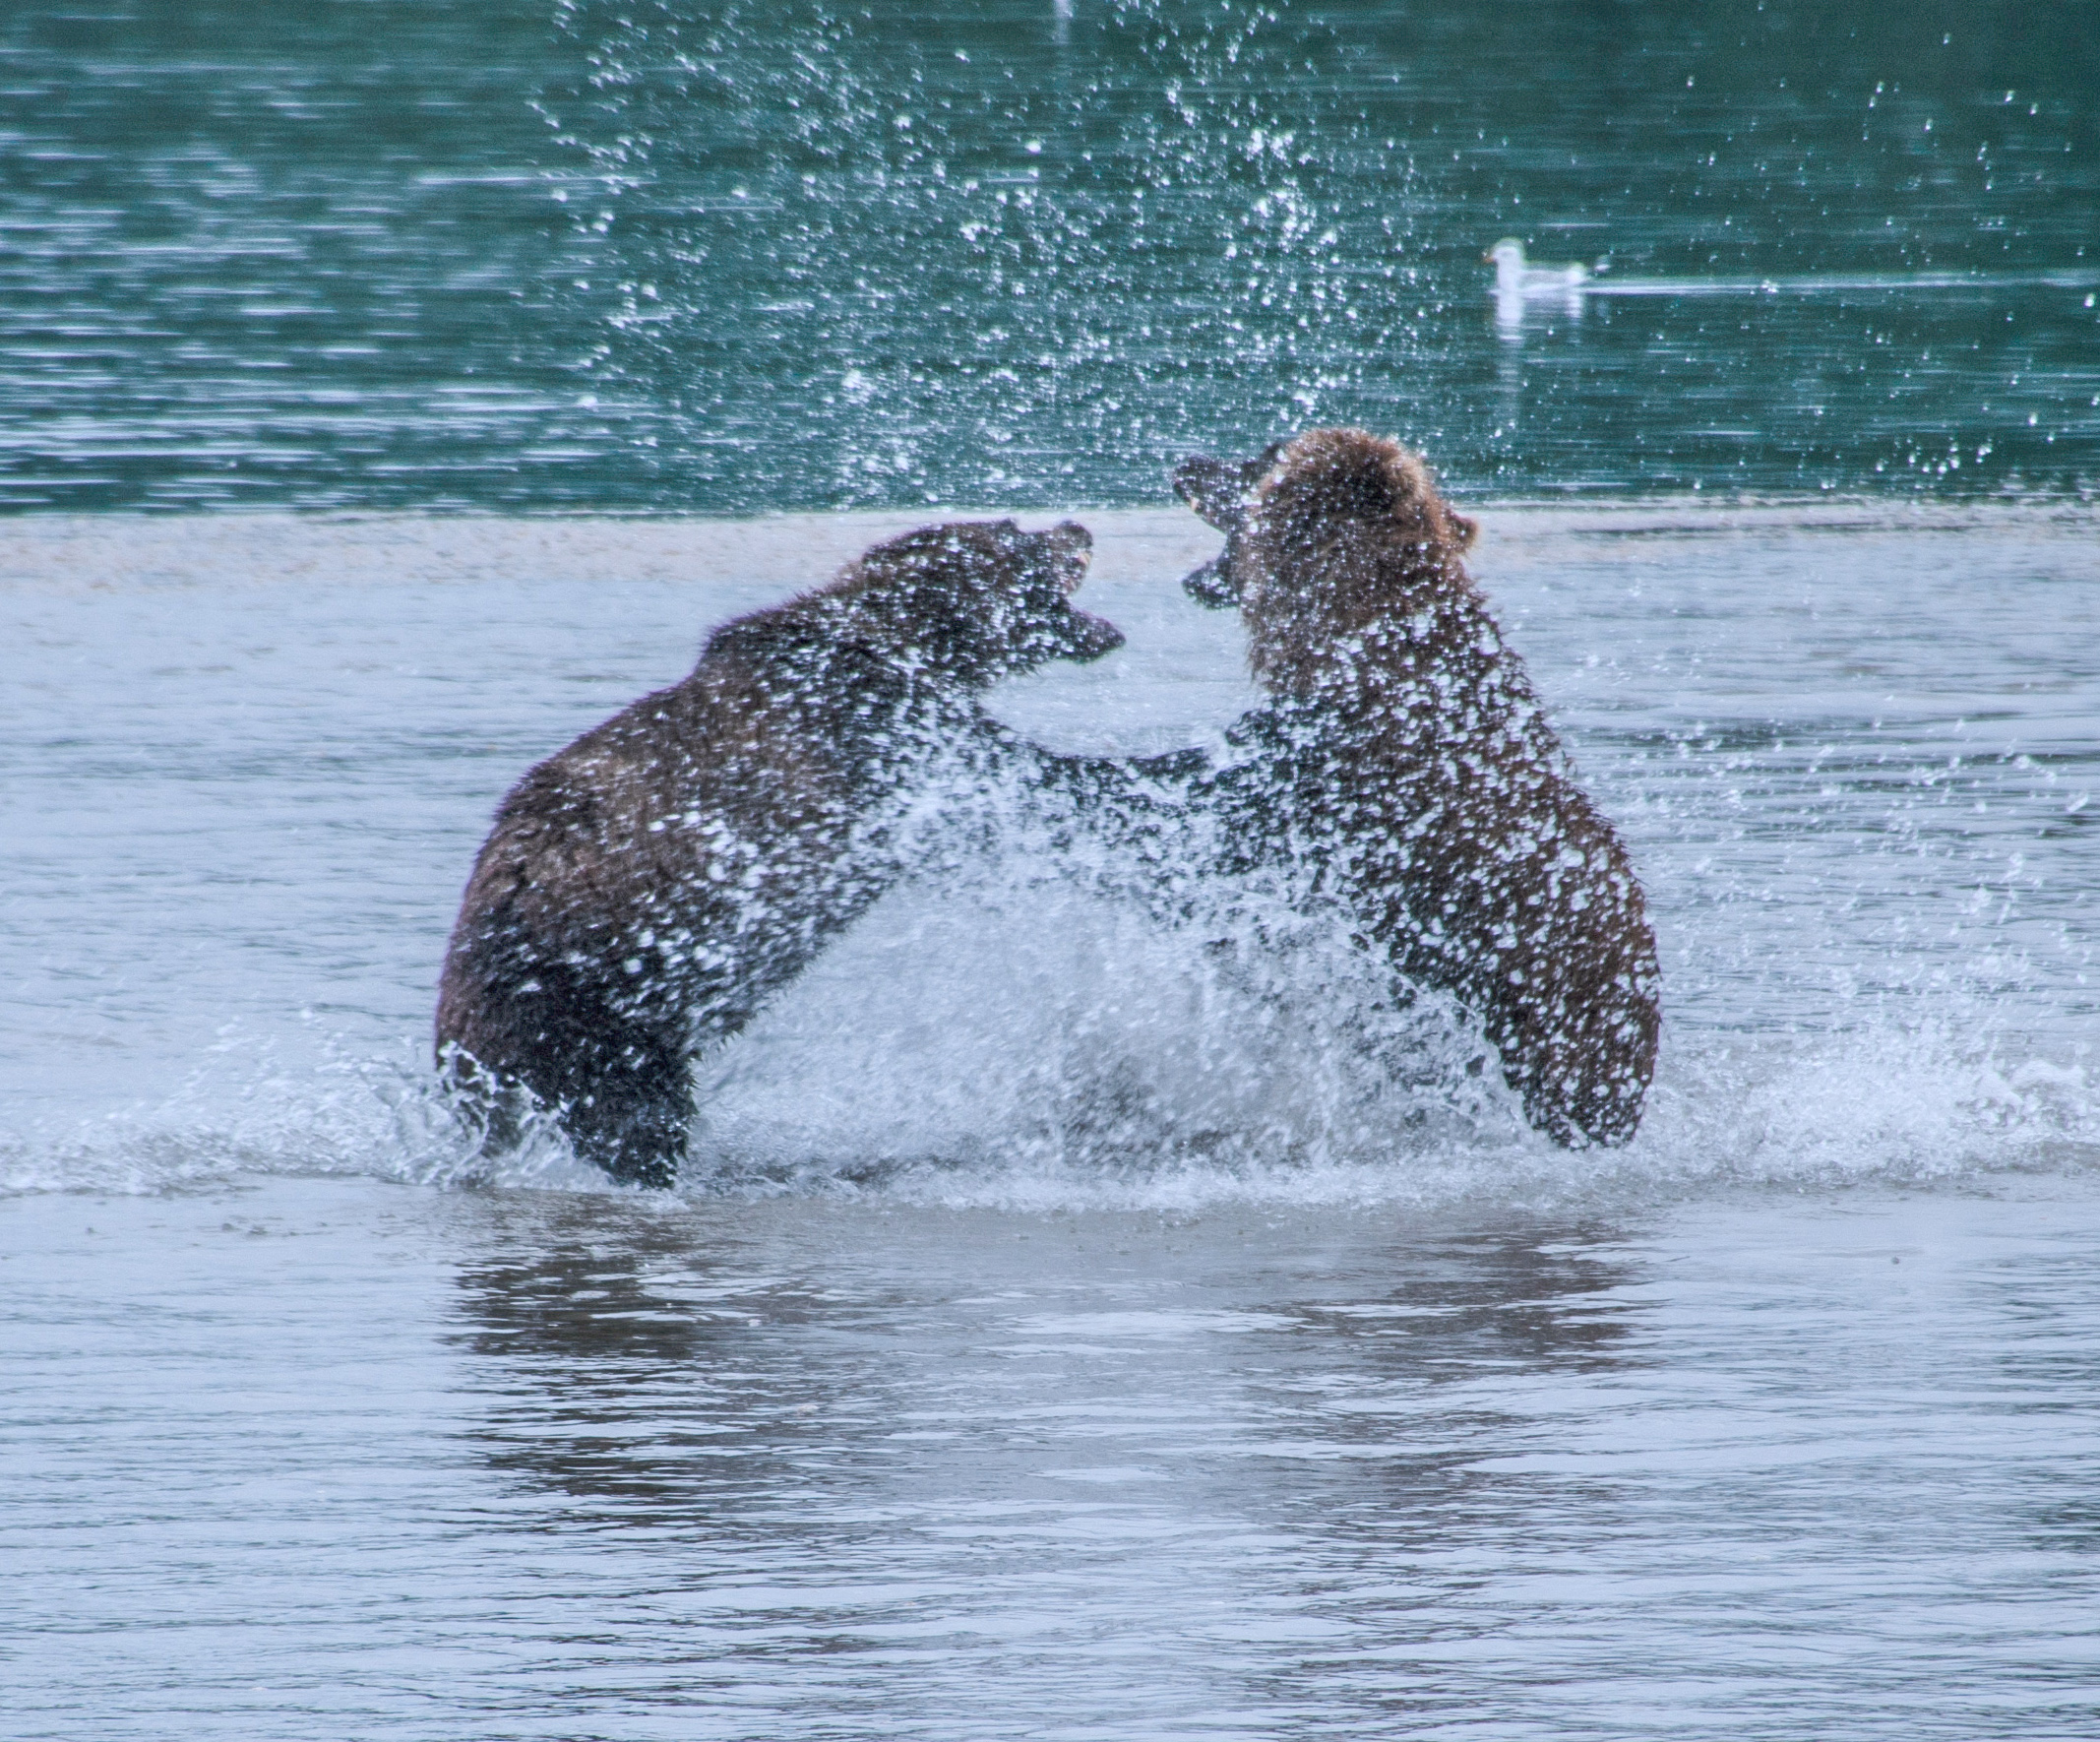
[1181,555,1239,611]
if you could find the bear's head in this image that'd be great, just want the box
[1171,442,1285,608]
[1172,428,1479,690]
[842,519,1124,688]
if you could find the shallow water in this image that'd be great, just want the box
[4,508,2098,1735]
[9,1171,2100,1741]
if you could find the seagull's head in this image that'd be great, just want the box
[1485,238,1528,294]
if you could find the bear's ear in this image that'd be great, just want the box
[1038,521,1092,593]
[1448,511,1479,551]
[1245,440,1288,485]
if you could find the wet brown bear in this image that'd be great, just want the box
[436,520,1123,1187]
[1168,428,1660,1147]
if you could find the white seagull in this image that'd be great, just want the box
[1484,237,1603,298]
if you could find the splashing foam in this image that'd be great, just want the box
[653,852,2100,1208]
[5,823,2094,1208]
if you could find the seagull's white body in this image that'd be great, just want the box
[1486,238,1596,297]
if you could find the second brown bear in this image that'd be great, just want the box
[1169,428,1661,1148]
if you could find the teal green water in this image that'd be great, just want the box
[3,1,2095,512]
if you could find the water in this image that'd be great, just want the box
[2,1,2096,510]
[5,508,2098,1737]
[7,0,2100,1733]
[9,1174,2100,1741]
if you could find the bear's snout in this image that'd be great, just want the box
[1172,455,1247,532]
[1060,607,1126,661]
[1174,448,1281,610]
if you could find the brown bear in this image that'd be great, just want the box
[436,520,1124,1187]
[1165,428,1661,1148]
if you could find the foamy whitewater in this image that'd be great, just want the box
[6,508,2099,1739]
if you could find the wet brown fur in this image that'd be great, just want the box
[1174,428,1660,1147]
[436,520,1121,1186]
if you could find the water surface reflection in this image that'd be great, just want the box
[447,1196,1646,1732]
